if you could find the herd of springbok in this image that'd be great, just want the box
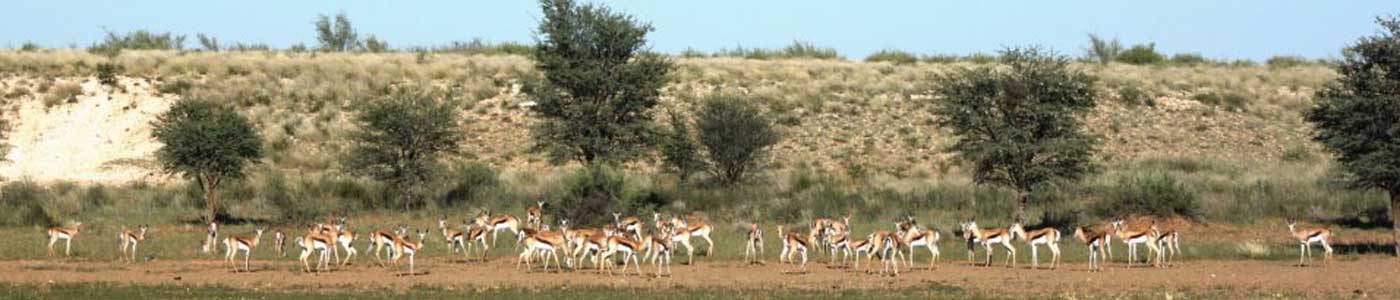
[40,201,1337,276]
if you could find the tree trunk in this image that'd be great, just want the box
[1016,191,1029,223]
[1392,191,1399,257]
[203,182,217,224]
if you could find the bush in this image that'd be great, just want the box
[658,110,706,182]
[1116,43,1165,65]
[19,42,40,52]
[315,12,360,52]
[0,181,58,227]
[1116,86,1154,107]
[436,162,499,208]
[156,79,193,95]
[425,39,532,56]
[261,172,323,224]
[89,30,186,51]
[44,82,81,109]
[713,41,840,60]
[1169,53,1208,66]
[363,35,390,53]
[696,93,781,185]
[1281,145,1315,162]
[1093,173,1201,221]
[1084,33,1122,65]
[344,86,463,211]
[1266,55,1309,69]
[865,49,919,65]
[551,164,627,226]
[95,63,123,87]
[1191,91,1249,111]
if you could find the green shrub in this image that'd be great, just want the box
[713,41,840,60]
[436,162,499,208]
[19,42,40,52]
[658,110,706,182]
[696,93,780,185]
[551,164,627,226]
[315,12,359,52]
[865,49,919,65]
[95,63,123,87]
[88,30,185,52]
[1084,33,1123,65]
[426,39,532,56]
[363,35,390,53]
[1191,91,1249,111]
[1116,43,1165,65]
[0,181,58,227]
[1281,145,1314,162]
[1093,173,1201,220]
[1169,53,1208,66]
[1116,86,1154,107]
[261,172,322,224]
[1266,55,1309,69]
[156,79,192,95]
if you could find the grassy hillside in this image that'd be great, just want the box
[0,50,1384,236]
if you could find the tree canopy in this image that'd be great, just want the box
[1305,16,1400,256]
[931,47,1100,220]
[151,99,262,222]
[345,87,463,211]
[525,0,673,165]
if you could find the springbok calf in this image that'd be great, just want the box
[1286,218,1333,266]
[1151,224,1183,266]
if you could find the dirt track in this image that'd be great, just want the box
[7,255,1400,298]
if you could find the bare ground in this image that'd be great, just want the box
[6,255,1400,298]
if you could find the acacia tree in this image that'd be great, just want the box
[152,99,263,223]
[525,0,673,165]
[345,87,463,211]
[1305,16,1400,256]
[315,12,359,52]
[932,47,1100,220]
[696,94,780,185]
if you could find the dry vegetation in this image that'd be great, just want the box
[0,50,1335,183]
[0,49,1376,234]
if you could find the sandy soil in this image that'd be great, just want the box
[0,76,171,183]
[6,255,1399,298]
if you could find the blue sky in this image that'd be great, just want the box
[1,1,1396,60]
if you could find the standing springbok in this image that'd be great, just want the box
[1286,218,1333,266]
[45,222,82,257]
[961,220,1015,268]
[1073,226,1110,272]
[1010,222,1061,269]
[117,225,147,262]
